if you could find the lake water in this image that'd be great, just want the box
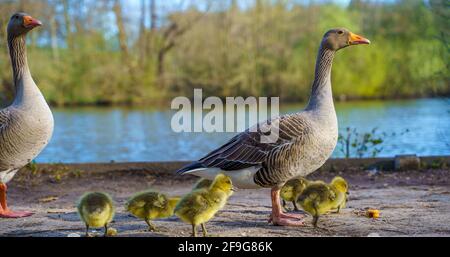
[37,98,450,163]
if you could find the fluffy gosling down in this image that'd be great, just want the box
[192,178,213,190]
[280,177,310,211]
[296,176,349,227]
[125,191,180,231]
[77,192,115,237]
[175,174,234,237]
[329,177,349,213]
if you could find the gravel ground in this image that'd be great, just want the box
[1,162,449,237]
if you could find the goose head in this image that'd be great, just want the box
[321,28,370,51]
[7,12,42,38]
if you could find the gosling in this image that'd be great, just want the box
[329,176,349,213]
[296,176,348,227]
[77,192,115,237]
[175,174,234,237]
[125,190,180,231]
[280,177,310,211]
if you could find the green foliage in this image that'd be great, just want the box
[25,160,39,176]
[0,0,448,106]
[338,127,410,158]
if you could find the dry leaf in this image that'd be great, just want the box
[107,228,118,236]
[39,196,59,203]
[367,209,380,219]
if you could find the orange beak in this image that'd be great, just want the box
[23,16,42,29]
[349,32,370,45]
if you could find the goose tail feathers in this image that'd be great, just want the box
[176,161,206,175]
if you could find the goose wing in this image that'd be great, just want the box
[177,114,310,173]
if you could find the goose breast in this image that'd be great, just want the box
[0,103,54,171]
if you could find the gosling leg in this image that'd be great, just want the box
[292,201,300,211]
[85,224,90,237]
[145,218,158,232]
[201,223,208,237]
[312,215,320,228]
[191,224,197,237]
[282,200,287,209]
[104,223,108,237]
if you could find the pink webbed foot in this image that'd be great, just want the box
[268,212,305,226]
[268,187,306,226]
[0,183,34,218]
[271,215,305,226]
[0,209,34,218]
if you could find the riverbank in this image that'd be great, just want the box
[2,156,450,237]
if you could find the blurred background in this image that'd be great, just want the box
[0,0,448,163]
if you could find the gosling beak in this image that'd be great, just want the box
[346,191,350,195]
[23,16,42,29]
[231,187,237,192]
[349,32,370,45]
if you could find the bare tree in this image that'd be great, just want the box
[113,0,131,70]
[112,0,139,101]
[62,0,73,50]
[48,0,59,59]
[156,1,211,87]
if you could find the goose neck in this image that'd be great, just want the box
[8,34,36,106]
[8,35,29,85]
[306,46,335,112]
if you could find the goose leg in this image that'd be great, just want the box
[0,183,33,218]
[268,187,305,226]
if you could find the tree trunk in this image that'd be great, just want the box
[145,0,157,58]
[150,0,156,31]
[63,0,73,50]
[138,0,147,65]
[49,8,59,59]
[157,50,165,82]
[113,0,131,68]
[113,0,138,101]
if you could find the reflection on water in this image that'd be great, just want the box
[37,98,450,163]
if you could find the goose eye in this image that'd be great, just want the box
[15,15,19,19]
[337,30,344,35]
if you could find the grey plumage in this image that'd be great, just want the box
[0,14,53,184]
[177,44,338,189]
[177,28,370,227]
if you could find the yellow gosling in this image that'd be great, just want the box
[125,190,180,231]
[296,176,348,227]
[329,176,349,213]
[77,192,115,237]
[280,177,310,211]
[175,174,234,237]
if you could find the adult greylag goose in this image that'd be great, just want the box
[177,28,370,226]
[0,13,54,218]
